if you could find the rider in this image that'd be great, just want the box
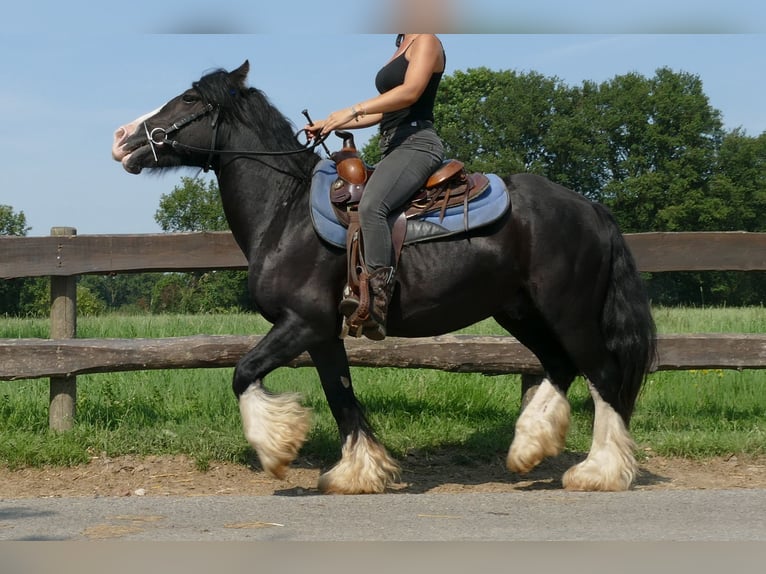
[306,33,446,340]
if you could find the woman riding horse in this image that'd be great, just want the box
[112,56,656,494]
[306,33,446,341]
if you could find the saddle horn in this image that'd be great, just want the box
[334,131,356,150]
[332,131,367,185]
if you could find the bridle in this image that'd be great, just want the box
[144,102,220,171]
[143,99,331,174]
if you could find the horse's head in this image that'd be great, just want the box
[112,61,251,174]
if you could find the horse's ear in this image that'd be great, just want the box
[231,60,250,87]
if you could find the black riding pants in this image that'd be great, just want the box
[359,123,444,270]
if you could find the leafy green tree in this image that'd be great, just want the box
[154,176,250,312]
[587,70,761,305]
[434,67,567,176]
[0,205,29,236]
[79,273,162,313]
[598,68,725,232]
[76,285,107,316]
[1,206,32,315]
[155,176,229,232]
[708,129,766,232]
[660,129,766,306]
[361,134,382,165]
[15,277,49,317]
[150,274,188,314]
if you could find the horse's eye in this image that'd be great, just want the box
[182,94,197,104]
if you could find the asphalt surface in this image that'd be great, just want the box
[2,489,765,542]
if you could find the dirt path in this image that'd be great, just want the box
[2,452,765,498]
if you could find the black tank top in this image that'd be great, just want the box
[375,43,445,134]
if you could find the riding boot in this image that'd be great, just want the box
[363,266,396,341]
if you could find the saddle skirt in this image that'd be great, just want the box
[309,158,510,249]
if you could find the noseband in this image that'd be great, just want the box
[143,99,329,174]
[145,103,220,171]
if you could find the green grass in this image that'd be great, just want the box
[1,307,764,470]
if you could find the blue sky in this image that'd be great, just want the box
[1,1,764,236]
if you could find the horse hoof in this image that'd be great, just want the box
[506,446,545,475]
[238,386,312,478]
[317,432,400,494]
[562,453,637,492]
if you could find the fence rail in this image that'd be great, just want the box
[2,334,766,382]
[2,230,766,279]
[1,229,765,429]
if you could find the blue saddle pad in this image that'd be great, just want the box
[309,158,510,248]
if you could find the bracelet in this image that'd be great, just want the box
[351,104,366,122]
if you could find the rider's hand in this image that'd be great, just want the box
[304,120,326,140]
[318,107,359,135]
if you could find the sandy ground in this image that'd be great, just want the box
[2,451,765,498]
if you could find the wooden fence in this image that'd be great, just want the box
[2,228,765,430]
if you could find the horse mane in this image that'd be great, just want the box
[193,68,318,177]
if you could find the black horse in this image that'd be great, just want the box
[112,61,656,493]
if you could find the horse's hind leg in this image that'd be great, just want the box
[540,316,638,491]
[494,312,576,475]
[562,361,638,491]
[309,338,399,494]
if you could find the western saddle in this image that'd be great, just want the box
[329,131,489,337]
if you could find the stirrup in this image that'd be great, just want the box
[340,319,365,339]
[338,285,359,318]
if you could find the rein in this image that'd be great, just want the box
[144,101,330,174]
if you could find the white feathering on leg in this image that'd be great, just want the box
[318,432,400,494]
[238,385,311,479]
[563,381,637,491]
[507,378,570,474]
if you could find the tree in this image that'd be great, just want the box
[0,205,29,236]
[79,273,162,313]
[708,129,766,232]
[536,79,613,198]
[434,67,567,176]
[657,128,766,306]
[598,68,725,232]
[154,176,251,312]
[0,206,33,316]
[155,176,229,232]
[591,70,763,305]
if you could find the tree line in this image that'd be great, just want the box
[2,67,764,316]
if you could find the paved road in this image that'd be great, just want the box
[2,489,766,542]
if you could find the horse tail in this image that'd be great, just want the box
[594,203,657,423]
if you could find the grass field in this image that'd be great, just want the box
[1,307,764,470]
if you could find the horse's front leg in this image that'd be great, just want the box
[233,316,314,479]
[309,338,399,494]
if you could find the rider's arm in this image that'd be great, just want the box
[309,35,443,137]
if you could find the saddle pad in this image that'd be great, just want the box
[309,158,510,248]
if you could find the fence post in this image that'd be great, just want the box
[49,227,77,431]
